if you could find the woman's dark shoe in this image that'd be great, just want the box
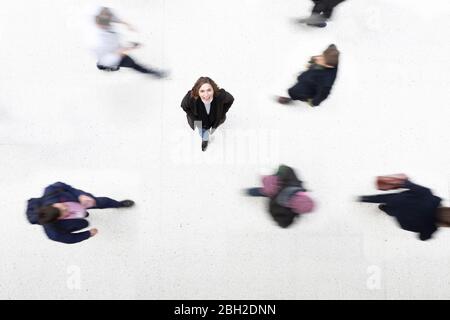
[201,141,208,151]
[120,200,135,207]
[296,14,327,28]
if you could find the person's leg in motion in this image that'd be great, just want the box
[277,82,308,105]
[378,204,395,216]
[246,188,267,197]
[119,55,164,77]
[321,0,344,19]
[322,8,333,19]
[312,0,327,16]
[358,194,398,204]
[296,0,327,27]
[92,197,135,209]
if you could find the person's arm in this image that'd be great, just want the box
[116,44,139,56]
[222,91,234,113]
[26,198,41,224]
[117,20,136,32]
[402,180,432,197]
[418,231,433,241]
[306,56,319,69]
[418,223,436,241]
[57,220,89,232]
[181,92,195,117]
[311,85,331,106]
[45,182,91,199]
[44,225,92,244]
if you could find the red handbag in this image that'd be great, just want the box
[376,174,408,190]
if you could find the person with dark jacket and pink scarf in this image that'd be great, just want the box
[245,165,315,228]
[26,182,134,244]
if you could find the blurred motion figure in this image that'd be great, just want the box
[277,44,339,107]
[93,6,166,77]
[245,165,315,228]
[358,175,450,241]
[26,182,135,244]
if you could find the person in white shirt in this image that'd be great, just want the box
[93,7,166,77]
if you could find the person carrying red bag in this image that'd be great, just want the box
[358,175,450,241]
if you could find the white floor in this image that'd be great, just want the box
[0,0,449,299]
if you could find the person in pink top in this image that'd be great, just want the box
[26,182,135,244]
[245,165,316,228]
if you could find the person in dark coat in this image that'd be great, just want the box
[181,77,234,151]
[297,0,346,27]
[245,165,315,228]
[277,44,339,107]
[358,179,450,241]
[26,182,135,244]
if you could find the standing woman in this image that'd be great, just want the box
[181,77,234,151]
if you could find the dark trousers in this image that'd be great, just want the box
[312,0,345,19]
[90,197,123,209]
[118,55,159,74]
[360,194,399,204]
[97,55,158,75]
[246,187,267,197]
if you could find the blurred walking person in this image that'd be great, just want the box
[92,6,166,77]
[245,165,315,228]
[358,174,450,241]
[277,44,339,107]
[26,182,135,244]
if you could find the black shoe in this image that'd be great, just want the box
[97,64,119,72]
[120,200,135,208]
[378,204,387,212]
[201,140,208,151]
[297,13,327,27]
